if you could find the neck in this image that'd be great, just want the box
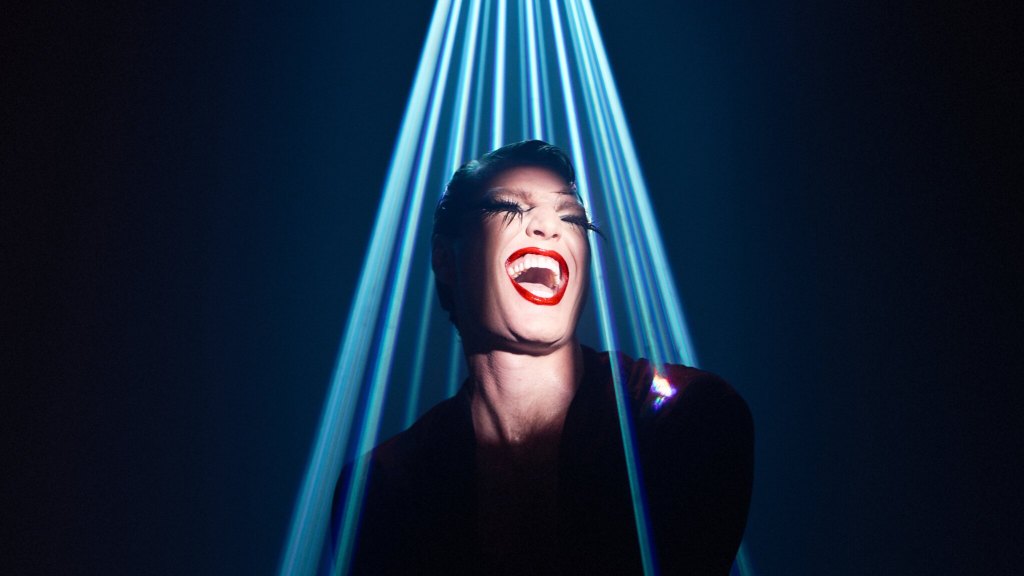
[466,341,583,451]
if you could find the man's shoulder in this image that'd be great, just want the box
[582,346,751,430]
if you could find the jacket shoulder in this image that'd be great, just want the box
[584,346,750,426]
[365,390,471,485]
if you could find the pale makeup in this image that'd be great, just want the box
[440,165,592,354]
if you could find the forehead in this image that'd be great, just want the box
[484,165,582,207]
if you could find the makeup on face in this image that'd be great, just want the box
[452,166,594,348]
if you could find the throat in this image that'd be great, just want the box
[470,389,572,470]
[516,267,556,288]
[466,345,583,459]
[512,267,558,299]
[475,411,566,458]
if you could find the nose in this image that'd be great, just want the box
[526,207,561,240]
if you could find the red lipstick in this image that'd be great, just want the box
[505,247,570,306]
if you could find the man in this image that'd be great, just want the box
[328,140,753,575]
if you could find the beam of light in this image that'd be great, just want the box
[571,0,752,571]
[561,0,648,360]
[281,1,757,575]
[403,0,483,430]
[490,0,507,150]
[547,1,657,574]
[275,3,453,575]
[444,0,483,175]
[573,0,699,367]
[445,328,461,397]
[569,0,676,371]
[564,0,640,356]
[524,0,543,139]
[402,280,435,428]
[435,0,483,410]
[332,0,467,572]
[533,0,557,141]
[570,1,676,368]
[517,0,529,138]
[468,0,492,158]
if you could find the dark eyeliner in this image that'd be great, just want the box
[562,214,602,236]
[478,198,525,227]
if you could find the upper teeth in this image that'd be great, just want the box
[507,253,561,281]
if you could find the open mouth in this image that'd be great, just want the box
[505,247,570,305]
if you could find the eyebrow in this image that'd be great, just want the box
[485,186,585,210]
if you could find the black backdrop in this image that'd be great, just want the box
[6,1,1020,574]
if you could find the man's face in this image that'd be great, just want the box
[440,165,592,353]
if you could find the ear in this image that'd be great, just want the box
[432,237,455,286]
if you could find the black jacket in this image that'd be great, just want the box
[327,347,753,575]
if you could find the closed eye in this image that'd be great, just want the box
[561,214,603,236]
[478,198,526,227]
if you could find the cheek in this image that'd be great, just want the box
[468,218,509,254]
[575,242,592,288]
[454,231,505,305]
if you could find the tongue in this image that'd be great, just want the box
[516,282,555,298]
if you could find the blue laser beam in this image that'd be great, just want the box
[445,327,462,397]
[399,0,483,430]
[524,0,543,138]
[434,0,483,410]
[570,1,751,571]
[332,0,466,572]
[547,0,657,573]
[518,0,529,139]
[561,0,648,359]
[468,0,492,158]
[574,0,699,366]
[403,280,435,428]
[533,0,557,141]
[276,3,454,575]
[571,0,679,370]
[445,0,483,174]
[491,0,507,150]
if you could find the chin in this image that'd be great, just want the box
[459,311,575,354]
[503,311,579,350]
[458,280,584,353]
[511,327,571,348]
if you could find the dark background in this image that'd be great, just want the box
[6,1,1020,574]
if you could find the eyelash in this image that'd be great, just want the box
[478,199,602,235]
[478,199,526,227]
[561,214,602,234]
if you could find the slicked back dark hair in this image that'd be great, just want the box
[432,139,579,325]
